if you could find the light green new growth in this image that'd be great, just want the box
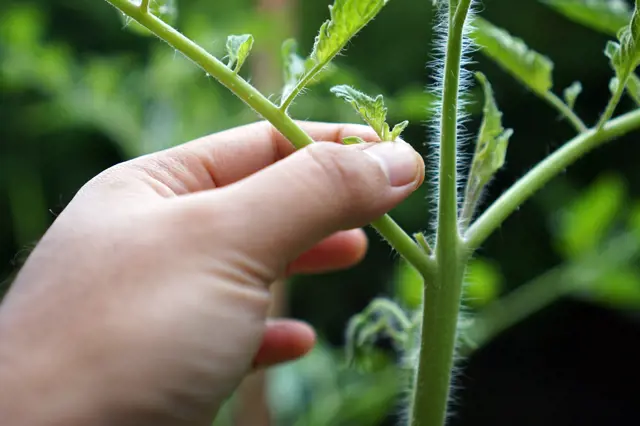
[472,17,587,132]
[280,0,391,110]
[564,81,583,110]
[331,85,409,141]
[225,34,254,73]
[599,0,640,128]
[460,72,512,228]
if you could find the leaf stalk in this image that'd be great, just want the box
[465,107,640,251]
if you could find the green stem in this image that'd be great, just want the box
[597,78,626,129]
[103,0,436,277]
[542,91,588,133]
[280,63,324,112]
[410,1,471,425]
[140,0,150,13]
[465,108,640,251]
[461,232,639,355]
[462,265,570,355]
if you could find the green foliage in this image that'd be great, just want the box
[345,298,416,370]
[225,34,254,73]
[461,73,512,225]
[542,0,631,36]
[472,73,512,182]
[563,81,583,109]
[555,173,626,258]
[330,85,408,141]
[394,259,423,310]
[465,259,503,307]
[605,0,640,84]
[311,0,389,65]
[280,0,391,108]
[472,17,554,95]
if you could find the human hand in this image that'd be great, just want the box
[0,121,424,426]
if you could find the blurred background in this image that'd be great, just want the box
[1,0,639,425]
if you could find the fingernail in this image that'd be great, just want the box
[364,142,424,187]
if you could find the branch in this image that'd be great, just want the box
[465,108,640,251]
[542,91,588,133]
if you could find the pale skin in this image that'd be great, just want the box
[0,121,424,426]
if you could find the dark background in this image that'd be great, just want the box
[1,0,639,424]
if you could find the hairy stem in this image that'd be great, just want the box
[597,80,626,129]
[103,0,436,277]
[280,63,325,111]
[465,108,640,251]
[542,91,587,133]
[409,1,472,425]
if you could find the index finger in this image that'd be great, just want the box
[124,121,380,195]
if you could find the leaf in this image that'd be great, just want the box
[330,85,409,141]
[225,34,254,73]
[311,0,389,66]
[343,136,366,145]
[542,0,631,36]
[471,72,512,185]
[390,120,409,141]
[556,173,625,258]
[563,81,583,109]
[605,0,640,81]
[281,0,391,107]
[471,17,554,95]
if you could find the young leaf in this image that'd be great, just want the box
[461,73,513,226]
[542,0,631,36]
[471,17,554,95]
[311,0,389,65]
[605,0,640,82]
[225,34,254,73]
[331,85,409,141]
[473,72,512,181]
[280,0,391,109]
[343,136,366,145]
[563,81,583,109]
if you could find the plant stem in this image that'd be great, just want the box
[597,79,626,129]
[140,0,150,13]
[465,107,640,251]
[410,1,471,425]
[461,232,639,355]
[371,216,436,279]
[103,0,436,277]
[280,63,325,111]
[542,91,587,133]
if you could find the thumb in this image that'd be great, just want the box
[204,141,424,273]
